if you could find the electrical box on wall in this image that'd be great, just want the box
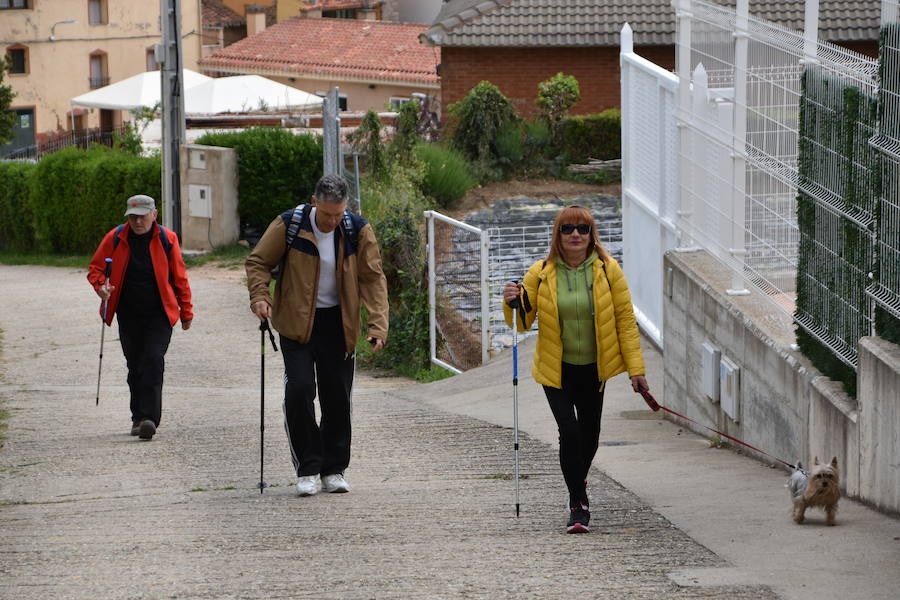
[701,341,721,402]
[188,185,212,218]
[189,149,207,170]
[720,356,740,422]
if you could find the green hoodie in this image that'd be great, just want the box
[556,252,597,365]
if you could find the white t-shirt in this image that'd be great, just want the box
[310,207,339,308]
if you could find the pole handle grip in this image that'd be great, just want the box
[103,257,112,279]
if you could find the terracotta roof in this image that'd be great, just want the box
[297,1,383,12]
[202,0,244,29]
[199,18,440,85]
[421,0,882,48]
[202,0,277,29]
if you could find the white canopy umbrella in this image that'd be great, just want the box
[71,69,212,111]
[183,75,323,114]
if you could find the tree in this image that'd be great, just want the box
[0,56,18,146]
[447,80,519,171]
[536,72,581,144]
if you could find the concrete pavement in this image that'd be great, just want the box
[0,264,897,599]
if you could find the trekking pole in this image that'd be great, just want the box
[258,318,278,493]
[95,258,112,406]
[510,292,523,518]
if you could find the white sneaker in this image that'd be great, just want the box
[296,474,321,496]
[322,473,350,493]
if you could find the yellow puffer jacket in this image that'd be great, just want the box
[503,255,645,389]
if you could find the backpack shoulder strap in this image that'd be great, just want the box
[157,225,173,256]
[112,224,125,249]
[285,203,307,250]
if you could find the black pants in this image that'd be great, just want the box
[280,306,355,477]
[543,362,605,507]
[117,310,173,426]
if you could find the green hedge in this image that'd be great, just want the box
[0,161,37,251]
[195,128,322,231]
[27,146,161,253]
[559,109,621,163]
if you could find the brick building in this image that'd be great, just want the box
[420,0,882,121]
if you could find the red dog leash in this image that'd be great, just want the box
[639,390,797,470]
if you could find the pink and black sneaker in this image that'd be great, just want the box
[566,503,590,534]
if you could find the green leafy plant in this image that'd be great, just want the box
[28,146,161,253]
[0,161,37,251]
[196,128,322,232]
[113,103,160,157]
[350,110,388,181]
[536,72,581,144]
[0,56,17,146]
[447,81,519,178]
[388,100,421,166]
[414,142,475,209]
[559,109,621,163]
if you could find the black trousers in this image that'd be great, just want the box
[117,310,173,426]
[543,362,605,507]
[280,306,355,477]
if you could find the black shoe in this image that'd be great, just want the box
[130,420,140,436]
[566,504,591,534]
[138,419,156,440]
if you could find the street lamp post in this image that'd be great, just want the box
[49,20,77,41]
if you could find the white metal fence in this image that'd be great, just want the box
[620,25,680,348]
[425,201,624,372]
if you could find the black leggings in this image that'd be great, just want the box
[543,362,605,507]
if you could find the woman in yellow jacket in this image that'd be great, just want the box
[503,205,649,534]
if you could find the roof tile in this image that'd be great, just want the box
[199,18,440,85]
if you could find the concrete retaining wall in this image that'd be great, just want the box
[662,250,899,514]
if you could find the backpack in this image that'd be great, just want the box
[273,203,360,279]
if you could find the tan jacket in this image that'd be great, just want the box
[503,255,645,388]
[245,209,389,353]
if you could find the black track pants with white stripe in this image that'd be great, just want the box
[280,306,354,478]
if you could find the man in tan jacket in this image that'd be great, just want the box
[245,174,388,496]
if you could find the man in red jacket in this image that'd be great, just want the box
[87,194,193,440]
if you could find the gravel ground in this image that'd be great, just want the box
[0,264,777,599]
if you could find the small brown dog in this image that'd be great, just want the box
[787,456,840,525]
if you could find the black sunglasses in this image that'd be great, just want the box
[559,224,591,235]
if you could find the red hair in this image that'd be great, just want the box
[545,205,611,265]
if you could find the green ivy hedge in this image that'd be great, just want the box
[559,109,621,163]
[795,66,882,396]
[195,128,323,231]
[27,147,162,253]
[0,161,37,251]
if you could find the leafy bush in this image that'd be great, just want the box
[349,110,388,181]
[195,128,322,231]
[559,109,621,163]
[388,100,421,165]
[0,161,37,251]
[447,81,519,177]
[414,143,475,209]
[29,146,161,253]
[536,72,581,144]
[356,162,431,375]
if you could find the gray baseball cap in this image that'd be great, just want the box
[124,194,156,216]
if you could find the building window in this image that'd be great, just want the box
[0,0,31,10]
[316,91,348,111]
[6,46,28,74]
[88,0,107,25]
[89,52,108,88]
[389,97,411,111]
[146,48,158,71]
[323,9,356,19]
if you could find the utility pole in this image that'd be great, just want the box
[159,0,185,238]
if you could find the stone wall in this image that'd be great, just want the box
[663,250,900,514]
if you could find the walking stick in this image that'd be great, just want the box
[510,288,530,517]
[258,318,278,493]
[95,258,112,406]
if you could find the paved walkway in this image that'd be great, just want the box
[0,265,895,599]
